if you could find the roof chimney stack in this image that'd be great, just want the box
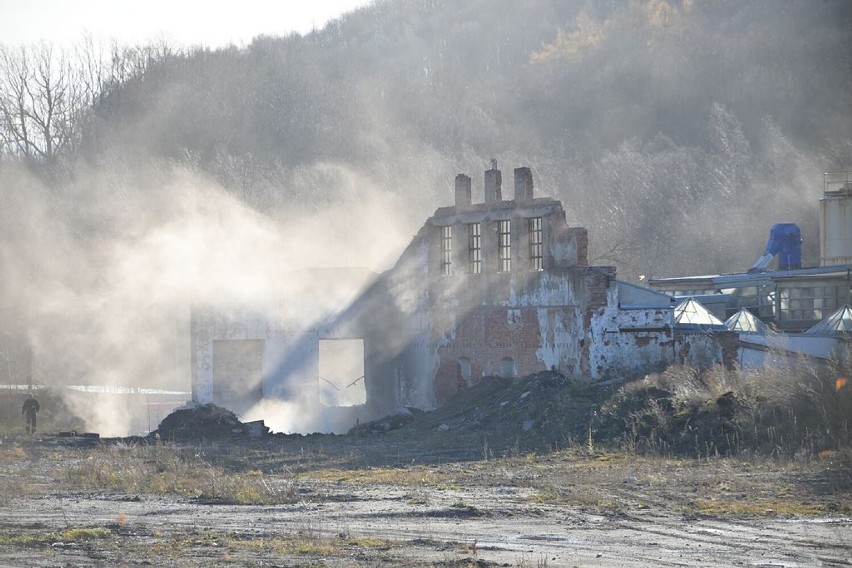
[484,159,502,204]
[514,167,533,202]
[454,173,472,209]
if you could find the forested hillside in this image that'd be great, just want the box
[4,0,852,276]
[1,0,851,411]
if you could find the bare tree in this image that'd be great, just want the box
[0,46,31,159]
[108,39,175,86]
[0,38,177,163]
[0,43,83,162]
[76,34,112,109]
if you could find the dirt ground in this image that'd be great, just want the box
[1,372,850,566]
[1,431,850,567]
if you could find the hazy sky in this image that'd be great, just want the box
[0,0,375,48]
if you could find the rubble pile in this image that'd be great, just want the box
[351,371,599,453]
[348,407,422,435]
[424,371,597,449]
[153,403,249,441]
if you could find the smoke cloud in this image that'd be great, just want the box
[0,160,414,435]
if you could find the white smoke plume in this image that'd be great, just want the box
[0,160,416,435]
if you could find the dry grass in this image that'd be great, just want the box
[472,448,852,517]
[598,360,852,458]
[61,443,299,504]
[692,499,825,516]
[306,465,456,487]
[0,437,848,568]
[0,525,111,547]
[0,441,298,505]
[0,523,402,561]
[2,413,849,520]
[2,372,848,567]
[0,446,43,504]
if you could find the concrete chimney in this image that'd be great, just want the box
[484,159,502,204]
[454,173,472,209]
[514,167,533,202]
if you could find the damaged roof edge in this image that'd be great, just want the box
[616,280,676,309]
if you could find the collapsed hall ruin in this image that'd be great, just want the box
[191,163,729,431]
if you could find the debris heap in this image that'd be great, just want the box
[154,403,251,441]
[350,371,598,453]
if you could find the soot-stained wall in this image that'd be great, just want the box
[336,165,684,415]
[191,165,725,428]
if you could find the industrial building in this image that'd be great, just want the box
[650,171,852,369]
[191,164,730,431]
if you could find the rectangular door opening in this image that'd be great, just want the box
[212,339,264,416]
[318,339,366,407]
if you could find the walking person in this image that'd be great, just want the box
[22,393,40,435]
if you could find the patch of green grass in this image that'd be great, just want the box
[342,536,395,548]
[0,526,111,548]
[59,527,111,541]
[0,533,54,547]
[179,531,399,557]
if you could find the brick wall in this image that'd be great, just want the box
[434,307,549,404]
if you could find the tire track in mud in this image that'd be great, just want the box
[3,484,850,567]
[600,481,852,565]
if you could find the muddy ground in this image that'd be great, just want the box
[1,431,850,568]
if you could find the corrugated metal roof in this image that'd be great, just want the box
[616,280,676,308]
[649,265,852,288]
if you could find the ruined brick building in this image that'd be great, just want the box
[192,164,723,431]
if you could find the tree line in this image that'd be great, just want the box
[1,0,851,278]
[0,38,175,163]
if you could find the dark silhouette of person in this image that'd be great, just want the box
[22,393,40,435]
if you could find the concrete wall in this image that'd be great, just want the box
[587,284,674,379]
[673,332,737,370]
[737,332,852,370]
[191,304,298,411]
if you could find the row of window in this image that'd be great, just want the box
[682,284,850,322]
[778,285,849,321]
[440,218,543,276]
[725,284,849,322]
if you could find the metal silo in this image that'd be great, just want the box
[820,171,852,266]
